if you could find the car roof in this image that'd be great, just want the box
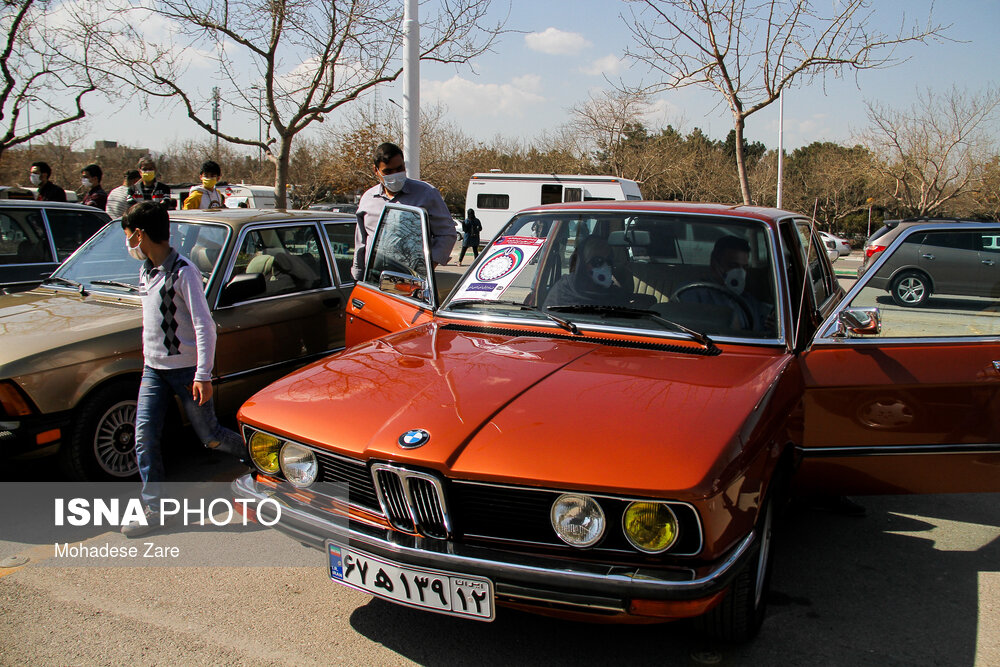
[517,200,794,225]
[167,207,355,231]
[0,199,109,213]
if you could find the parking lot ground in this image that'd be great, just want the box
[0,467,996,666]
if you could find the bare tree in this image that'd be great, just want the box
[86,0,504,207]
[860,87,1000,218]
[0,0,104,164]
[621,0,947,204]
[569,89,655,179]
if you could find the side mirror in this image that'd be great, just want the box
[220,272,266,306]
[380,270,429,303]
[838,307,881,337]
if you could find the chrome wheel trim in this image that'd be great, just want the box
[897,277,925,304]
[93,399,139,477]
[754,499,774,609]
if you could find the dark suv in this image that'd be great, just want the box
[864,221,1000,306]
[0,201,111,293]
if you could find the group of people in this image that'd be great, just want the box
[27,157,229,215]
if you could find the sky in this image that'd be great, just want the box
[37,0,1000,158]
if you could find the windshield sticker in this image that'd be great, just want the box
[452,237,544,301]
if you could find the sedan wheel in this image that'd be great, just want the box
[891,271,929,307]
[92,399,139,477]
[60,382,140,481]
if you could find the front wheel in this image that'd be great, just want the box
[60,382,140,481]
[890,271,930,307]
[695,496,775,642]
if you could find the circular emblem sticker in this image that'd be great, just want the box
[398,429,430,449]
[476,246,524,282]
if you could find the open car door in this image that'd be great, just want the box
[346,203,437,347]
[798,222,1000,495]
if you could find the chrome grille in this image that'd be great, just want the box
[371,464,450,539]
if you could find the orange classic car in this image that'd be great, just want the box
[233,202,1000,641]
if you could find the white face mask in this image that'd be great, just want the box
[590,264,613,288]
[723,267,746,294]
[381,171,407,193]
[29,173,41,186]
[82,178,92,188]
[125,231,147,261]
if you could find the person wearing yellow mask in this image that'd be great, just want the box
[128,157,173,209]
[183,161,225,210]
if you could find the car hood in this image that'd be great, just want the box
[240,323,792,497]
[0,289,141,371]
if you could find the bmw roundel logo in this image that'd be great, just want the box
[398,429,430,449]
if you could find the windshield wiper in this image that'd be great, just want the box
[448,298,580,334]
[91,280,140,293]
[42,276,87,295]
[546,304,715,349]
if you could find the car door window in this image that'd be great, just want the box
[363,206,434,305]
[324,222,356,284]
[229,225,331,298]
[0,210,52,264]
[45,209,109,262]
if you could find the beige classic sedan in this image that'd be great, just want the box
[0,208,357,479]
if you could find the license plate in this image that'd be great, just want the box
[327,541,494,621]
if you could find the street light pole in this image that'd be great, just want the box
[403,0,420,179]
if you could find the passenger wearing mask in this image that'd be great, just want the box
[29,161,66,202]
[351,142,456,280]
[544,236,631,309]
[182,160,225,209]
[80,164,108,210]
[128,157,172,208]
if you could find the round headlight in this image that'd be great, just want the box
[550,494,606,548]
[623,501,678,553]
[248,431,282,474]
[280,442,318,488]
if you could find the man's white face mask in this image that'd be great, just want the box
[724,267,746,294]
[381,171,407,193]
[125,230,147,261]
[29,173,41,186]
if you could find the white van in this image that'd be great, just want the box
[220,184,279,209]
[465,173,642,243]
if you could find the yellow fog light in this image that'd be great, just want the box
[248,431,282,474]
[623,502,679,553]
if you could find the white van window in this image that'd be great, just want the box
[540,184,561,205]
[564,188,582,202]
[477,193,509,210]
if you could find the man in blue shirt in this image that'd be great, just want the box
[352,142,457,280]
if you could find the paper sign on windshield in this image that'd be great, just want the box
[451,236,545,301]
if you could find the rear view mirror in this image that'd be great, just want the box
[838,307,881,337]
[220,273,266,306]
[608,230,651,247]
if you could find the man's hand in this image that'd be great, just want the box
[192,380,213,406]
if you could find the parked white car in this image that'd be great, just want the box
[819,231,851,257]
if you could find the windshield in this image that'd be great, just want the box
[444,211,779,340]
[52,220,229,292]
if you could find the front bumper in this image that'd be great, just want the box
[233,473,757,617]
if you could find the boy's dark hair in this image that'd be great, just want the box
[31,161,52,176]
[125,169,141,183]
[121,201,170,243]
[137,157,156,171]
[200,160,221,177]
[82,164,103,181]
[372,142,403,167]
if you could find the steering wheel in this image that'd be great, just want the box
[671,282,755,330]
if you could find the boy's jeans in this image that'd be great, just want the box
[135,365,245,511]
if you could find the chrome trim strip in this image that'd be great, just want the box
[234,473,753,600]
[798,443,1000,458]
[214,346,344,384]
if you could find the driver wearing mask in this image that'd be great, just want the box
[676,235,773,332]
[545,235,631,308]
